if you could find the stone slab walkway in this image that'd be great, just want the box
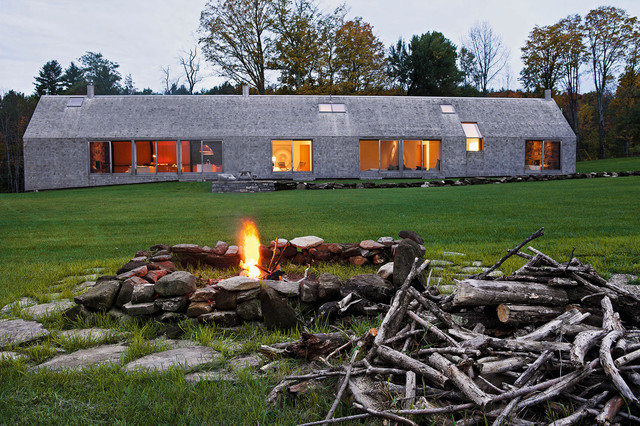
[124,345,222,372]
[36,344,128,370]
[0,319,50,348]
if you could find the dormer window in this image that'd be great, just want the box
[462,122,483,151]
[318,103,346,113]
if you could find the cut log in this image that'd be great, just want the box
[599,330,639,405]
[288,332,349,359]
[516,308,589,342]
[496,304,564,325]
[428,352,491,406]
[376,345,449,389]
[570,329,607,367]
[452,279,569,307]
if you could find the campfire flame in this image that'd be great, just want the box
[239,219,262,279]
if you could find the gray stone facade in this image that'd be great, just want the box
[23,94,576,191]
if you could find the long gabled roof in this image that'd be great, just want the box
[24,94,576,140]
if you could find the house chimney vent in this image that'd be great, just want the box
[87,83,95,98]
[242,85,249,97]
[544,89,551,101]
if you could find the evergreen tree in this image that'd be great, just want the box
[33,60,64,96]
[61,62,85,93]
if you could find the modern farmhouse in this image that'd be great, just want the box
[23,88,576,191]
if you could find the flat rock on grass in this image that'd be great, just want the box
[56,328,115,343]
[185,370,239,384]
[0,351,28,362]
[124,345,222,372]
[0,319,50,348]
[0,297,37,316]
[228,354,263,370]
[22,301,75,320]
[36,344,128,370]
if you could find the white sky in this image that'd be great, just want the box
[1,0,639,95]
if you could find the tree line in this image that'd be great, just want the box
[1,1,639,192]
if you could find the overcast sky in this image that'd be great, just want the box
[1,0,639,95]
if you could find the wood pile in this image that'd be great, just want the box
[266,229,640,425]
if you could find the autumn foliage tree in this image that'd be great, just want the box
[520,24,563,94]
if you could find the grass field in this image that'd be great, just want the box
[1,165,639,424]
[576,156,640,173]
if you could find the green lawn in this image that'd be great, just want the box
[576,156,640,173]
[1,171,639,424]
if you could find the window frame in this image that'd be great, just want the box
[271,139,313,173]
[525,140,561,172]
[461,122,483,152]
[181,140,223,174]
[360,139,442,173]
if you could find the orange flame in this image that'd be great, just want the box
[239,219,261,279]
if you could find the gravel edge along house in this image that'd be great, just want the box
[23,86,576,191]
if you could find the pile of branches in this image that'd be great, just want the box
[266,228,640,425]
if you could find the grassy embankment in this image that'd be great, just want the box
[0,161,639,424]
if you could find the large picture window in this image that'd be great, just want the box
[272,140,312,172]
[359,140,399,171]
[525,141,560,170]
[89,141,111,173]
[181,141,223,173]
[462,123,483,151]
[402,140,441,171]
[112,141,132,173]
[134,141,177,173]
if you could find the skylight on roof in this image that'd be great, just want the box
[67,97,84,107]
[440,104,455,113]
[318,103,346,113]
[461,122,482,138]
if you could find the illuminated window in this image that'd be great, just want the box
[525,141,560,171]
[272,140,312,172]
[402,140,441,171]
[359,140,401,171]
[134,141,177,173]
[89,142,110,173]
[112,141,132,173]
[440,105,455,113]
[462,122,483,151]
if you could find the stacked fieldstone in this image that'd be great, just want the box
[69,232,427,329]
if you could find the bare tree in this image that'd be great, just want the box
[583,6,637,159]
[179,46,202,94]
[161,65,180,95]
[462,21,509,94]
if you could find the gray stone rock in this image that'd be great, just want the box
[398,230,424,245]
[197,311,238,327]
[0,319,50,348]
[155,271,196,297]
[318,273,341,301]
[215,289,237,310]
[377,237,395,246]
[131,283,155,304]
[237,299,262,321]
[393,239,425,289]
[376,262,394,280]
[122,302,159,316]
[300,281,318,303]
[186,302,213,317]
[342,274,395,303]
[263,279,299,297]
[228,354,263,370]
[429,260,454,267]
[213,241,229,255]
[216,276,260,292]
[106,307,127,320]
[0,351,27,362]
[460,267,487,274]
[190,287,217,302]
[443,251,466,257]
[289,236,324,249]
[1,297,37,316]
[115,276,147,308]
[360,239,385,250]
[260,287,300,331]
[171,244,203,253]
[23,301,76,320]
[185,370,239,384]
[73,281,97,292]
[157,312,188,322]
[37,344,128,370]
[236,288,260,303]
[74,279,121,311]
[57,328,114,342]
[154,296,189,313]
[63,304,95,321]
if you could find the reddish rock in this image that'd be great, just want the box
[130,256,148,262]
[259,245,273,260]
[143,269,168,284]
[190,287,217,302]
[202,246,213,253]
[326,244,344,254]
[341,246,363,259]
[269,238,288,248]
[135,250,152,258]
[116,265,148,280]
[360,240,385,250]
[292,253,306,265]
[213,241,229,255]
[148,260,175,271]
[186,301,213,317]
[348,256,368,266]
[150,254,172,262]
[116,260,147,275]
[281,245,299,259]
[171,244,203,253]
[203,254,240,268]
[372,254,387,265]
[398,230,424,245]
[225,245,238,256]
[310,249,333,261]
[150,244,170,252]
